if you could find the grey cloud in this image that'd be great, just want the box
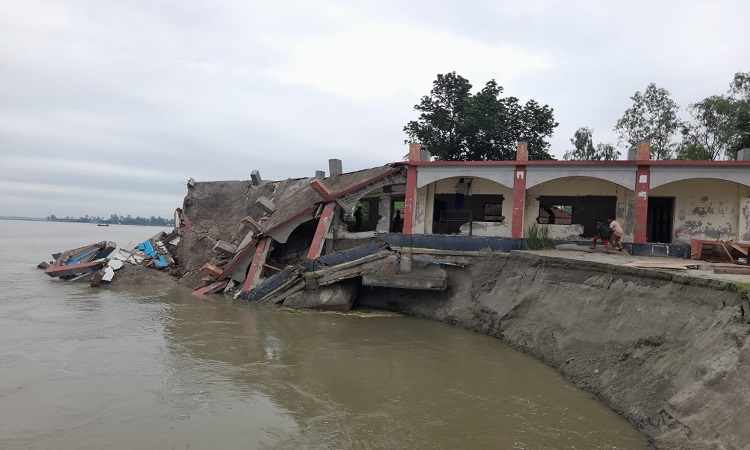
[1,0,748,218]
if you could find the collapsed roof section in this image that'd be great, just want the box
[176,163,409,300]
[261,165,405,241]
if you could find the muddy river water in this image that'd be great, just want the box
[0,220,649,449]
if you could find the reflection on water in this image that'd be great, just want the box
[0,220,648,449]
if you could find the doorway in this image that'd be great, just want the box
[647,197,674,243]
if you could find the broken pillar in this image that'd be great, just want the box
[307,203,336,260]
[376,195,392,232]
[738,148,750,161]
[329,159,343,177]
[310,178,332,199]
[241,216,263,233]
[255,196,277,214]
[202,263,223,279]
[282,278,359,312]
[173,208,182,230]
[240,238,272,294]
[213,240,238,256]
[187,177,195,188]
[315,170,325,179]
[251,170,262,186]
[90,270,105,287]
[420,150,432,161]
[192,280,230,298]
[400,248,412,272]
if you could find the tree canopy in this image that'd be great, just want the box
[727,72,750,157]
[404,72,558,161]
[614,83,682,160]
[616,73,749,161]
[677,96,735,160]
[676,72,750,160]
[563,127,620,161]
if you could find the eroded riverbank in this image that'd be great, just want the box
[5,220,652,449]
[357,251,750,449]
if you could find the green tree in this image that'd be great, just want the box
[595,143,620,161]
[677,96,735,160]
[677,72,750,160]
[675,142,714,161]
[404,72,557,161]
[728,72,750,158]
[564,127,594,160]
[614,83,682,160]
[563,127,620,161]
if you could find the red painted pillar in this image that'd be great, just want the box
[306,202,336,260]
[402,143,420,235]
[511,141,528,239]
[633,140,651,244]
[240,238,268,294]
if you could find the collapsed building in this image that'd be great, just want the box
[169,140,750,308]
[175,161,448,309]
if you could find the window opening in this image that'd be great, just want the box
[483,203,504,222]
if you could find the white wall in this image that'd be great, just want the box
[412,174,750,243]
[651,179,749,243]
[414,177,513,236]
[524,177,633,240]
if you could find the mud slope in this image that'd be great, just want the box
[358,252,750,450]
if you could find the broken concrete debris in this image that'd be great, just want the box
[255,196,277,214]
[251,170,262,186]
[40,231,177,287]
[41,241,116,279]
[40,160,750,308]
[212,240,238,256]
[202,263,223,278]
[174,164,446,309]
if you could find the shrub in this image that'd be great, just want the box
[526,223,554,250]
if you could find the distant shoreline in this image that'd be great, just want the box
[0,216,47,221]
[0,217,172,227]
[0,217,174,226]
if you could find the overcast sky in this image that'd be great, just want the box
[1,0,748,218]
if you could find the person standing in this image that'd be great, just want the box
[608,217,624,251]
[353,206,363,231]
[393,210,402,233]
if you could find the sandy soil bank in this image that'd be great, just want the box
[358,251,750,449]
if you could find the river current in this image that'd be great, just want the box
[0,219,648,449]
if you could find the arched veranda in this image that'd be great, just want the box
[524,176,635,239]
[414,176,514,237]
[649,178,750,244]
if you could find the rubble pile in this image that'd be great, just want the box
[38,162,447,309]
[177,164,446,309]
[39,240,116,279]
[39,231,179,287]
